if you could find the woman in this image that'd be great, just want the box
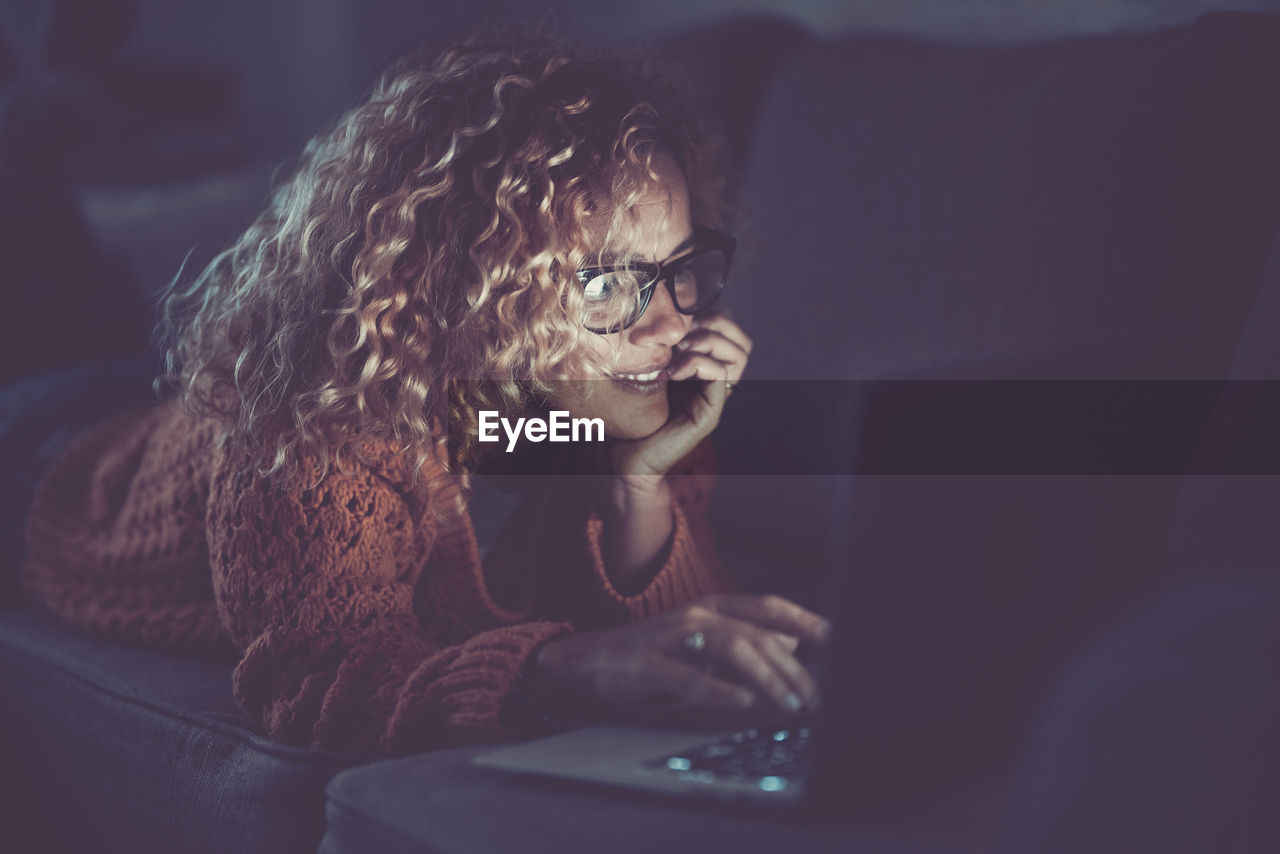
[20,42,829,757]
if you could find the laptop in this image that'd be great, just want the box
[469,569,988,814]
[472,376,1048,811]
[472,649,839,808]
[470,542,965,813]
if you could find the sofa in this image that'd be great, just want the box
[3,11,1279,853]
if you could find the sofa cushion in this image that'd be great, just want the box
[715,10,1280,575]
[0,607,364,854]
[708,10,1280,778]
[726,11,1280,383]
[1167,230,1280,581]
[319,744,989,854]
[996,580,1280,853]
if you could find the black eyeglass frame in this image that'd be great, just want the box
[576,225,736,334]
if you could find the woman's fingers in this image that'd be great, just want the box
[772,632,801,653]
[709,594,833,647]
[606,319,743,479]
[719,633,801,712]
[711,617,819,711]
[533,597,827,716]
[672,614,820,713]
[608,361,725,477]
[691,313,753,356]
[758,631,821,713]
[676,329,748,381]
[663,351,727,435]
[667,348,730,384]
[643,656,755,711]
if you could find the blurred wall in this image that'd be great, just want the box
[4,0,1277,159]
[2,0,1275,310]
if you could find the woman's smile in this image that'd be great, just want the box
[606,363,670,393]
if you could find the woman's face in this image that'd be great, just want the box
[552,153,695,439]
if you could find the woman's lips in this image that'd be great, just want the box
[606,367,669,393]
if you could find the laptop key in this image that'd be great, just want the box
[641,724,813,786]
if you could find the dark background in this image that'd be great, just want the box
[7,1,1274,161]
[0,0,1273,324]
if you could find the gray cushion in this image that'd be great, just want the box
[1167,230,1280,581]
[0,607,365,854]
[997,581,1280,853]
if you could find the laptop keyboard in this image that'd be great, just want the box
[640,725,813,791]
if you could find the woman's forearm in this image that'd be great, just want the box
[599,474,676,592]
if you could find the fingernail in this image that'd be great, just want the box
[676,339,690,349]
[820,620,834,643]
[736,689,755,709]
[784,693,802,712]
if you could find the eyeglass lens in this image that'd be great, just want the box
[580,248,728,333]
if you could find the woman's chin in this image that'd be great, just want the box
[602,400,670,441]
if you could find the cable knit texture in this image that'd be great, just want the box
[22,401,730,757]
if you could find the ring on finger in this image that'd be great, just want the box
[682,631,707,654]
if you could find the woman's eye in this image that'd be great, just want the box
[580,269,648,302]
[579,272,615,301]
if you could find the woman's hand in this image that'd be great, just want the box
[596,313,751,588]
[610,312,752,479]
[527,594,830,716]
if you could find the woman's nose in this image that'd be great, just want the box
[629,281,688,346]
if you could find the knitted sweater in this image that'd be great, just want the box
[21,401,729,757]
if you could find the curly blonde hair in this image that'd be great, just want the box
[156,41,733,502]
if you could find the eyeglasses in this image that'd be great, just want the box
[575,225,735,334]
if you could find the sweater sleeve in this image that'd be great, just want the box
[565,439,737,626]
[206,458,571,757]
[21,407,232,654]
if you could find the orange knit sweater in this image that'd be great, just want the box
[21,401,730,757]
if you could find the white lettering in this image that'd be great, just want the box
[502,417,525,453]
[549,410,570,442]
[478,410,499,443]
[477,410,605,452]
[573,416,604,443]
